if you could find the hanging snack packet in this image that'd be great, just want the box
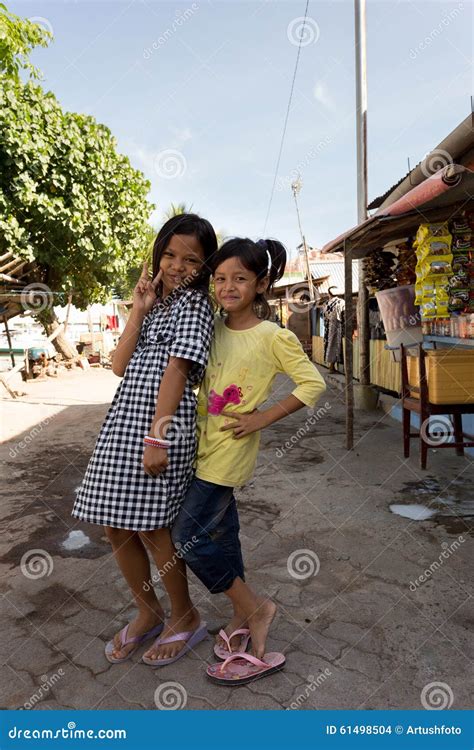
[415,223,450,244]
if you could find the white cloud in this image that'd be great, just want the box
[170,126,193,143]
[313,82,336,111]
[122,139,157,174]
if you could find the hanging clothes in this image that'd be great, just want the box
[323,296,345,365]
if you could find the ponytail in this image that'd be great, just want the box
[256,238,287,289]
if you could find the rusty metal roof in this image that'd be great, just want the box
[367,114,473,210]
[322,165,474,258]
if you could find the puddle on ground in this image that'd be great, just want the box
[61,530,91,551]
[393,477,474,536]
[389,504,436,521]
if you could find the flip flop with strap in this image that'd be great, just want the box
[142,622,208,666]
[206,651,286,686]
[105,622,164,664]
[214,628,251,660]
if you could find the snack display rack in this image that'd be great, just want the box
[413,214,474,346]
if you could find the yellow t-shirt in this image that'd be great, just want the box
[195,316,326,487]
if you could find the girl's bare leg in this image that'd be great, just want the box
[215,604,249,652]
[104,526,165,659]
[140,528,201,661]
[224,578,276,659]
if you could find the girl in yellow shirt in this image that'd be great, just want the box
[143,237,326,684]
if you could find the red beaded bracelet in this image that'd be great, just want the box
[144,436,170,449]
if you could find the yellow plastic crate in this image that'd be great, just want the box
[407,349,474,404]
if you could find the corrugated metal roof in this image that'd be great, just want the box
[322,166,474,258]
[367,164,421,210]
[273,273,305,288]
[309,261,359,294]
[367,114,473,210]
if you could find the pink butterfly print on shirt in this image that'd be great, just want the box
[208,384,242,415]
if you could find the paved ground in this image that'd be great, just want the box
[1,367,472,710]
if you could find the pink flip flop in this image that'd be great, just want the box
[214,628,251,660]
[142,622,208,666]
[206,651,286,686]
[104,622,164,664]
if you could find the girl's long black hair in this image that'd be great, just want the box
[211,237,287,319]
[152,213,218,295]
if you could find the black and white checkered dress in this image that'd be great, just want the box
[72,288,214,531]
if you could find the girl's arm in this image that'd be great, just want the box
[112,309,146,376]
[221,394,304,437]
[112,264,162,377]
[221,328,326,439]
[150,357,191,438]
[142,357,191,476]
[142,292,214,477]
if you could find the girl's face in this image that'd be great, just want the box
[159,234,205,296]
[213,256,268,313]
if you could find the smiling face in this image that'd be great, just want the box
[159,234,205,296]
[213,256,268,314]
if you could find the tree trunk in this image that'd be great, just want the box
[36,307,79,360]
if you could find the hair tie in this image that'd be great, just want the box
[256,239,272,274]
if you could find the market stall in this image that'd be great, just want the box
[322,140,474,455]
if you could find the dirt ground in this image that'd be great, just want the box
[0,367,472,710]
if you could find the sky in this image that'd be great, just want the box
[12,0,473,262]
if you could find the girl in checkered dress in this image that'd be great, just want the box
[72,214,216,663]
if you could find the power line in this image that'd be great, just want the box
[262,0,310,236]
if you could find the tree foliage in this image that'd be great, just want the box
[0,76,155,309]
[0,4,51,81]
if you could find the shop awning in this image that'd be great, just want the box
[322,164,474,258]
[367,113,474,210]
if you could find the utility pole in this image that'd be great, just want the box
[354,0,376,408]
[291,175,315,301]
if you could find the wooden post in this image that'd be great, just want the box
[63,292,73,334]
[344,240,354,450]
[3,315,15,367]
[87,305,95,353]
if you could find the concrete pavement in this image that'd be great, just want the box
[1,368,472,710]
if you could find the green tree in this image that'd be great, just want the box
[162,201,192,220]
[163,201,224,245]
[0,4,51,81]
[0,77,155,356]
[113,223,155,301]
